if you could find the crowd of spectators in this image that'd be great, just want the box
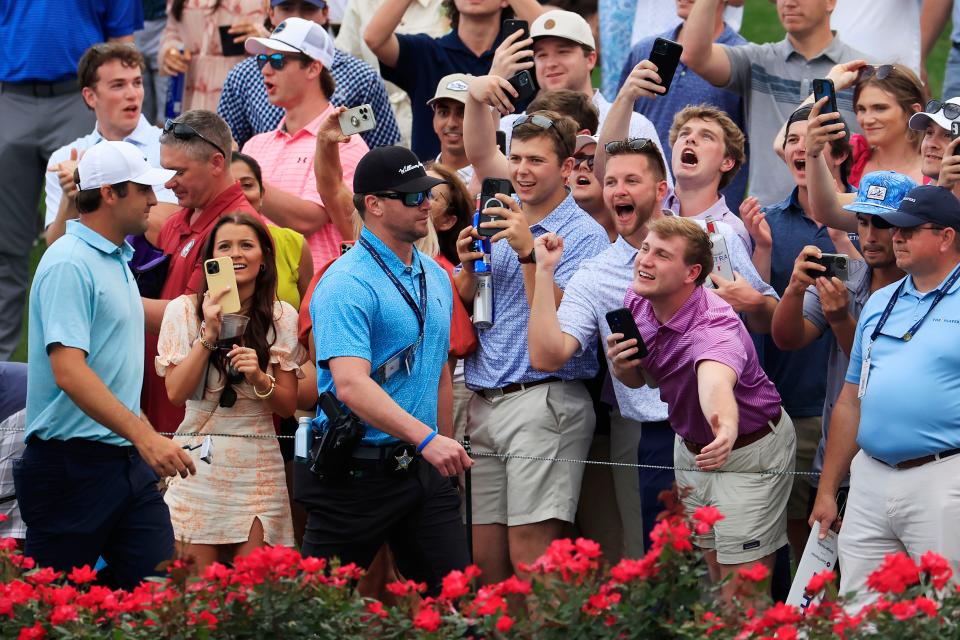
[3,0,960,613]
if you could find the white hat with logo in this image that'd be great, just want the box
[428,74,474,106]
[76,141,174,191]
[244,16,334,68]
[530,10,596,50]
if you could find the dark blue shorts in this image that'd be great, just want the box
[13,437,173,590]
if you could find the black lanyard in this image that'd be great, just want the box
[358,235,427,340]
[870,264,960,343]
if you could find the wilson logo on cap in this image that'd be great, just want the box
[866,185,887,201]
[398,163,423,175]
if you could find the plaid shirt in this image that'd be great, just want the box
[218,50,400,149]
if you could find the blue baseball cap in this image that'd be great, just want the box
[873,185,960,229]
[842,171,917,216]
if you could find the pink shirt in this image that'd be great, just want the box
[624,285,781,444]
[242,105,369,267]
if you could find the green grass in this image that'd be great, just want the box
[11,5,956,362]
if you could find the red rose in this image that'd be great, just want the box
[495,615,514,632]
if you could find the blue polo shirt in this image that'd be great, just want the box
[381,31,501,160]
[755,188,836,418]
[311,227,453,445]
[847,266,960,466]
[0,1,141,83]
[620,24,749,212]
[26,221,144,446]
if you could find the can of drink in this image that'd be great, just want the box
[164,55,185,120]
[473,273,494,329]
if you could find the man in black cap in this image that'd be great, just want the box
[300,146,472,592]
[812,185,960,611]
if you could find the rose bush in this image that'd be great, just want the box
[0,509,957,638]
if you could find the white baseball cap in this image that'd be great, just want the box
[427,74,474,106]
[244,17,334,69]
[76,141,175,191]
[575,134,598,153]
[908,97,960,132]
[530,10,596,50]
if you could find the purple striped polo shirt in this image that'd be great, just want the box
[624,285,781,444]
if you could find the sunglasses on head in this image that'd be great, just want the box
[255,52,307,71]
[512,114,556,130]
[376,191,432,207]
[857,64,895,82]
[604,137,655,154]
[163,120,228,159]
[924,99,960,121]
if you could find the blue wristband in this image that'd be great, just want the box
[416,431,438,454]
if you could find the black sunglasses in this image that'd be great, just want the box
[573,153,595,170]
[604,137,655,154]
[163,120,228,159]
[924,99,960,121]
[512,114,556,131]
[857,64,895,82]
[255,52,307,71]
[376,191,432,207]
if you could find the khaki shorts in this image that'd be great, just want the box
[466,381,595,526]
[674,409,796,565]
[787,416,821,520]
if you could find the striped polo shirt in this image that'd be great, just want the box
[624,285,781,444]
[242,104,369,266]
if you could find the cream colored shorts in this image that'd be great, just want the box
[466,381,595,526]
[674,408,796,564]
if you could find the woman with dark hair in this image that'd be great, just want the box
[157,212,304,570]
[159,0,267,111]
[426,164,472,266]
[231,152,314,308]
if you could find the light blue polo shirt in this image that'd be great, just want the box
[846,265,960,465]
[311,227,453,445]
[26,220,144,446]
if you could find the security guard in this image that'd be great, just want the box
[299,146,472,591]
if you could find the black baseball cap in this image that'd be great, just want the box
[873,185,960,229]
[353,146,444,194]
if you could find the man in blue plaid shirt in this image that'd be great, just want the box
[218,0,399,149]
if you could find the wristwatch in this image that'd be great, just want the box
[517,248,536,264]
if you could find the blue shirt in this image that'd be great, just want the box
[45,115,176,227]
[311,227,452,445]
[26,221,144,446]
[756,188,836,417]
[217,51,400,150]
[846,266,960,466]
[383,31,500,160]
[621,24,749,212]
[465,193,610,390]
[0,1,141,83]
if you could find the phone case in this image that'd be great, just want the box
[204,257,241,315]
[339,105,377,136]
[502,19,528,41]
[648,38,683,92]
[605,308,647,358]
[508,69,537,102]
[478,178,512,238]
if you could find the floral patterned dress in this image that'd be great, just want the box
[156,296,304,546]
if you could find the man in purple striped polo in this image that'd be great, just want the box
[607,215,795,602]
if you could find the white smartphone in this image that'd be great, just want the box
[203,257,241,315]
[339,104,377,136]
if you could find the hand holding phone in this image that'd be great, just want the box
[812,79,841,127]
[502,19,529,41]
[648,38,683,92]
[605,308,648,359]
[507,69,537,103]
[339,104,377,136]
[204,257,241,315]
[806,253,849,282]
[478,178,513,238]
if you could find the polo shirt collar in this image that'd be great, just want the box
[438,30,500,57]
[660,285,706,334]
[65,219,134,261]
[614,235,639,265]
[902,261,960,298]
[188,182,246,232]
[92,115,157,149]
[781,32,846,63]
[360,227,424,276]
[277,104,335,139]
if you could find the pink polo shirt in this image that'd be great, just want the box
[242,105,369,267]
[624,285,781,444]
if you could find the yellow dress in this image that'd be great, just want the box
[156,296,305,546]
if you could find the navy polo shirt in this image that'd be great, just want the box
[381,31,501,160]
[0,1,141,83]
[754,188,836,418]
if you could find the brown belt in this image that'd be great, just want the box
[872,447,960,470]
[683,422,775,455]
[479,376,561,399]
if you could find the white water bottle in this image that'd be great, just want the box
[294,416,313,463]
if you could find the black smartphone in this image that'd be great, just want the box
[502,19,529,42]
[218,25,247,57]
[496,130,507,155]
[648,38,683,92]
[952,121,960,141]
[478,178,512,238]
[806,253,849,281]
[508,69,538,103]
[812,78,841,126]
[605,308,648,359]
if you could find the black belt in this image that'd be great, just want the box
[349,442,419,476]
[0,79,79,97]
[478,376,561,399]
[872,447,960,470]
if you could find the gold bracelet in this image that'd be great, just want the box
[198,336,217,352]
[253,373,276,399]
